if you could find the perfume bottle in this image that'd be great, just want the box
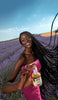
[32,64,42,86]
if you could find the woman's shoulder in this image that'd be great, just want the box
[18,52,26,65]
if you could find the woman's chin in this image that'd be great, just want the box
[26,45,32,48]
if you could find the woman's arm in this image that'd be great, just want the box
[2,76,33,94]
[2,81,23,94]
[7,55,25,82]
[2,70,28,94]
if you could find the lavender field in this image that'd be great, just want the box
[0,34,58,100]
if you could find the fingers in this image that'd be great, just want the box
[21,70,29,76]
[21,63,36,78]
[21,70,29,74]
[27,64,33,68]
[27,63,36,68]
[26,65,35,71]
[20,70,30,82]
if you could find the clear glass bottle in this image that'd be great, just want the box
[32,64,42,86]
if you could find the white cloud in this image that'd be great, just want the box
[29,15,58,33]
[0,26,30,41]
[0,26,29,34]
[0,15,58,41]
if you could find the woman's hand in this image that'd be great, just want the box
[20,70,29,83]
[26,64,35,72]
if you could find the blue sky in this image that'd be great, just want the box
[0,0,58,41]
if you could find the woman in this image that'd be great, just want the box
[2,31,58,100]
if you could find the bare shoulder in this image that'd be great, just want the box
[16,52,26,67]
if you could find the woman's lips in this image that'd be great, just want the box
[26,43,30,46]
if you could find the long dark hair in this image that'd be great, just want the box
[19,31,58,85]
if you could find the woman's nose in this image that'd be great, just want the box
[25,38,29,43]
[24,39,28,44]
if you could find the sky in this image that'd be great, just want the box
[0,0,58,41]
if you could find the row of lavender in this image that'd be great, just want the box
[0,35,58,100]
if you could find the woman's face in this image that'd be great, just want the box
[20,34,32,48]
